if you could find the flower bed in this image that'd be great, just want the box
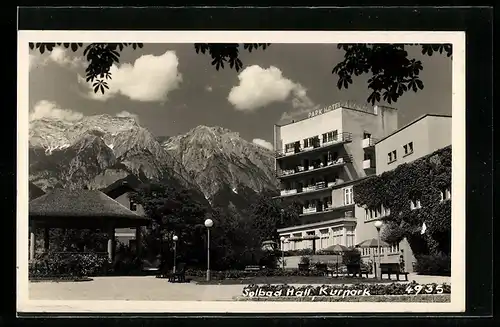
[235,294,451,302]
[29,276,93,283]
[180,268,326,280]
[29,252,108,279]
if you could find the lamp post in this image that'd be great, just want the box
[280,236,286,270]
[172,235,178,273]
[374,220,383,280]
[204,218,214,282]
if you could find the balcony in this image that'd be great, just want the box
[363,159,375,170]
[275,132,352,160]
[278,155,352,179]
[362,137,377,149]
[300,203,355,217]
[276,180,345,199]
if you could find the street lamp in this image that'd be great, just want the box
[172,235,178,273]
[204,218,214,282]
[374,220,383,280]
[280,236,286,270]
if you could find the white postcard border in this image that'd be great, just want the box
[17,30,466,314]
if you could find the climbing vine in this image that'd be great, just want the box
[354,146,451,256]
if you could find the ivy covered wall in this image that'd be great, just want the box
[353,146,451,256]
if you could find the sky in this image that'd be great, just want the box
[28,43,452,151]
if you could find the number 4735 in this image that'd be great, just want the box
[405,284,444,295]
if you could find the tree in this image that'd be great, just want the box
[247,189,301,243]
[30,42,452,105]
[129,182,209,270]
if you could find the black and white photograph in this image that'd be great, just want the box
[17,30,465,313]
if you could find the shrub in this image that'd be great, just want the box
[299,256,311,265]
[414,253,451,276]
[342,249,361,265]
[29,252,108,278]
[181,268,325,280]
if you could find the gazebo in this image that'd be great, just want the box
[28,188,152,261]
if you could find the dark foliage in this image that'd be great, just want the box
[29,252,108,278]
[29,42,143,94]
[414,253,451,276]
[342,249,361,265]
[30,42,451,105]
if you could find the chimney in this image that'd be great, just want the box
[373,105,379,115]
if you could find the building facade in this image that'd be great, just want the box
[102,181,145,249]
[356,114,452,271]
[274,101,398,252]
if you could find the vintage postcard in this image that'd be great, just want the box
[17,30,465,314]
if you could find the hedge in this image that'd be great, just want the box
[235,294,451,302]
[29,252,108,279]
[353,146,451,263]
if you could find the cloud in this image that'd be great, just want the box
[227,65,318,112]
[115,110,140,123]
[252,138,274,151]
[29,47,84,71]
[29,100,84,122]
[78,51,182,102]
[205,85,213,92]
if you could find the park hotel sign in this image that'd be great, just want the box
[307,102,342,119]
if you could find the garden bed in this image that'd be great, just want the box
[29,276,93,283]
[193,276,394,285]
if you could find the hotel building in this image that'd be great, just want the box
[357,113,452,272]
[274,101,398,252]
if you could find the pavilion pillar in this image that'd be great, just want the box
[107,225,116,262]
[43,227,50,253]
[135,226,142,257]
[29,223,36,260]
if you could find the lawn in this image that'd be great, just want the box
[190,275,396,285]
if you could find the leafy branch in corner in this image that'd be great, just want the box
[29,42,143,94]
[194,43,270,72]
[30,42,452,104]
[332,43,453,105]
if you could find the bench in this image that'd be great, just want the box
[244,265,261,272]
[380,263,409,281]
[167,263,186,283]
[345,263,369,278]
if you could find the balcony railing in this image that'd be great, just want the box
[277,179,344,198]
[300,203,355,216]
[277,154,352,179]
[275,132,352,159]
[362,137,378,149]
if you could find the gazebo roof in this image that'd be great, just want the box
[29,189,151,228]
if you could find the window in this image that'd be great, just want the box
[410,196,422,210]
[403,142,414,156]
[363,132,371,139]
[303,137,316,148]
[440,186,451,202]
[344,187,354,205]
[285,142,295,153]
[130,199,137,211]
[346,226,355,247]
[388,150,397,163]
[322,130,338,143]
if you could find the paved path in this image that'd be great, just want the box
[29,274,451,301]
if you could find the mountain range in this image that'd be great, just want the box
[28,114,279,209]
